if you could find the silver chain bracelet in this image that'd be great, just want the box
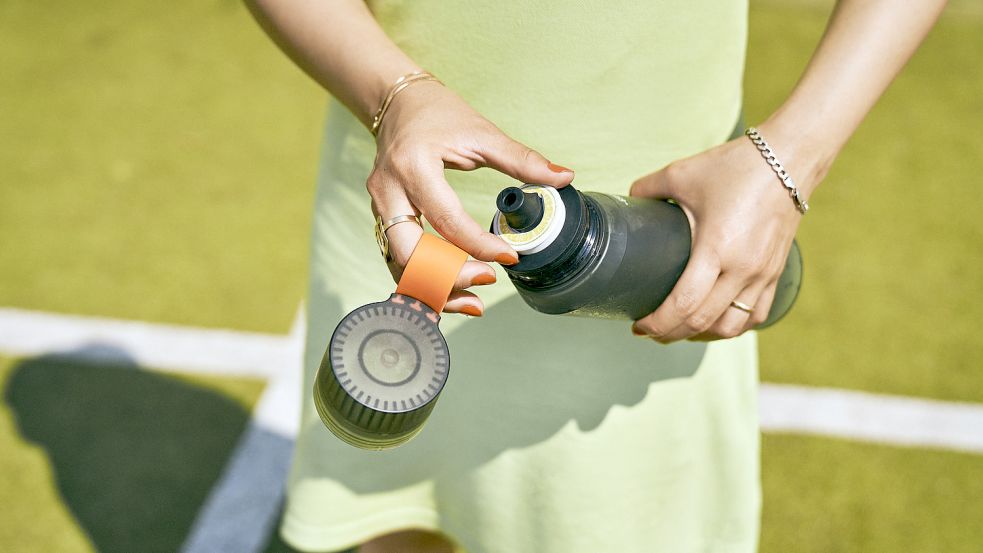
[745,127,809,214]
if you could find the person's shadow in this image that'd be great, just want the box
[5,347,253,553]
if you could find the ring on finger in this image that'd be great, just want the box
[729,299,754,314]
[375,214,423,262]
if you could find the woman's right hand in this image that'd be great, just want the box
[369,79,575,316]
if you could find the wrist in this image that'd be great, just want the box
[359,63,425,128]
[755,113,837,198]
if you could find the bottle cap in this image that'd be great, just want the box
[314,233,467,449]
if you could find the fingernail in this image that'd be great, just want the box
[631,324,647,337]
[471,272,497,286]
[460,305,483,317]
[547,162,573,173]
[495,252,519,265]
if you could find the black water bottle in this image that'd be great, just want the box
[490,183,802,326]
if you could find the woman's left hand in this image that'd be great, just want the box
[629,124,820,343]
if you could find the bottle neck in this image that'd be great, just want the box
[505,193,606,290]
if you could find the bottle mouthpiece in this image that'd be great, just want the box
[497,187,544,232]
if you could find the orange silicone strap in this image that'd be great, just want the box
[395,233,468,313]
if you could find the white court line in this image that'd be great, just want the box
[0,306,305,437]
[3,306,983,453]
[0,307,292,379]
[759,383,983,454]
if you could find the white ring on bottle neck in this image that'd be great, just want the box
[492,184,566,255]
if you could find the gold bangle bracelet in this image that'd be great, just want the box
[370,71,441,136]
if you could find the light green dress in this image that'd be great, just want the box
[283,1,760,552]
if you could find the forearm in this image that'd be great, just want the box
[244,0,419,126]
[763,0,948,194]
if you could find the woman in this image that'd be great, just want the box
[246,1,946,551]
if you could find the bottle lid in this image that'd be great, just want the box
[314,233,467,450]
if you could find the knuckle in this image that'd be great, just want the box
[767,256,787,278]
[685,311,714,333]
[663,161,687,184]
[717,321,745,339]
[730,257,755,277]
[386,144,427,178]
[673,290,700,315]
[750,311,768,326]
[518,144,535,163]
[365,171,400,198]
[733,246,769,278]
[644,322,669,339]
[427,208,461,235]
[521,146,547,168]
[365,172,383,194]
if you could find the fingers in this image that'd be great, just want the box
[657,272,747,343]
[383,216,497,287]
[632,254,786,342]
[476,134,574,187]
[453,260,497,290]
[410,168,516,262]
[378,210,426,282]
[443,290,484,316]
[691,282,765,342]
[369,162,518,264]
[373,197,496,318]
[631,248,720,342]
[742,279,778,332]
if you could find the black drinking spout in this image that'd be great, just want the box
[497,187,544,232]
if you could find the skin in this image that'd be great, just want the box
[629,0,948,343]
[245,0,947,548]
[244,0,573,318]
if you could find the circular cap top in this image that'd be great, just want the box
[314,233,467,449]
[328,294,449,413]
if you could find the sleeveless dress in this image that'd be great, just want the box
[282,1,760,552]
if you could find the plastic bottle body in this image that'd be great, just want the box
[506,190,802,328]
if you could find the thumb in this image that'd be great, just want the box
[478,134,575,187]
[629,163,677,199]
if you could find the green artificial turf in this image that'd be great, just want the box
[761,433,983,553]
[0,0,324,333]
[1,1,981,552]
[747,2,983,403]
[0,355,266,553]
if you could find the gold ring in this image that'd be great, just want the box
[375,214,422,262]
[729,300,754,314]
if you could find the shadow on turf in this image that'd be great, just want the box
[4,347,259,553]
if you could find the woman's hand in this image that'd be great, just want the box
[244,0,575,317]
[370,80,574,316]
[629,124,819,343]
[248,0,946,324]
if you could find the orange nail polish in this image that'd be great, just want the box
[631,325,647,337]
[495,253,519,265]
[548,162,573,173]
[460,305,483,317]
[471,273,497,286]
